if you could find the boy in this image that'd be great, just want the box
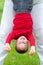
[5,0,35,55]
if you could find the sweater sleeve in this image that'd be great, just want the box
[28,33,36,46]
[6,31,15,44]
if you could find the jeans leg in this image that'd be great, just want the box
[0,0,14,65]
[31,3,43,65]
[0,44,8,65]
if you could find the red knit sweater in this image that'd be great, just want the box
[6,13,35,46]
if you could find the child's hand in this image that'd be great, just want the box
[5,43,11,52]
[29,46,35,55]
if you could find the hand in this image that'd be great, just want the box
[5,43,11,52]
[29,46,35,55]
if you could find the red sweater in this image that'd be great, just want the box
[6,13,35,46]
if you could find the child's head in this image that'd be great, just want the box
[15,36,28,53]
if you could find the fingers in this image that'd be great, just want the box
[5,45,11,52]
[29,46,35,55]
[29,49,35,55]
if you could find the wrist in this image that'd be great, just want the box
[31,46,35,49]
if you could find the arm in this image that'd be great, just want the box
[28,33,36,55]
[5,31,15,51]
[28,33,36,46]
[6,31,15,44]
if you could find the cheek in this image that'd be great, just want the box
[17,44,20,47]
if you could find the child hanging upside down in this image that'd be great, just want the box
[5,0,36,55]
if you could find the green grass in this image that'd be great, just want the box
[0,0,40,65]
[4,40,40,65]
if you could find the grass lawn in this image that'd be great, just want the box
[4,40,40,65]
[0,0,40,65]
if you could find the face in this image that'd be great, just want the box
[15,36,28,53]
